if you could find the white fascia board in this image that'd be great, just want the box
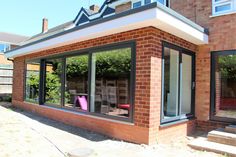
[5,7,208,58]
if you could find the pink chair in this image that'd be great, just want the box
[118,104,130,110]
[118,104,130,116]
[76,96,88,111]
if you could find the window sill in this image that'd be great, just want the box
[41,104,134,126]
[210,11,236,18]
[160,117,196,128]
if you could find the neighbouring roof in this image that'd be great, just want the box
[22,0,115,46]
[0,32,28,45]
[4,2,208,58]
[106,0,118,3]
[22,21,74,45]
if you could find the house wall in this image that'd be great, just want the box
[12,26,197,144]
[170,0,236,129]
[115,2,132,14]
[0,44,15,95]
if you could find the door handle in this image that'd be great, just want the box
[192,82,195,89]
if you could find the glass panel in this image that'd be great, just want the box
[45,58,62,106]
[0,85,12,94]
[25,61,40,103]
[0,44,10,52]
[90,47,131,118]
[0,77,12,84]
[157,0,165,4]
[215,0,230,2]
[145,0,151,4]
[0,44,5,52]
[215,3,231,12]
[64,55,89,111]
[0,69,13,76]
[133,1,142,8]
[214,54,236,119]
[181,54,192,115]
[163,47,179,119]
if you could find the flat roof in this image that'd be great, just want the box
[5,2,208,58]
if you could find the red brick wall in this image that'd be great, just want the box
[170,0,211,28]
[158,120,196,144]
[196,120,229,132]
[171,0,236,128]
[115,2,131,14]
[12,27,197,144]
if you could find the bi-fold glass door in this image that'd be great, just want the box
[211,51,236,123]
[161,42,195,124]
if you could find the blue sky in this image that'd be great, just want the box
[0,0,104,37]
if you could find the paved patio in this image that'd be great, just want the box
[0,102,224,157]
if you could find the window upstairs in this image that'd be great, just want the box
[132,0,169,9]
[0,44,10,53]
[212,0,236,16]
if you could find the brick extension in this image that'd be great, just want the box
[12,27,197,145]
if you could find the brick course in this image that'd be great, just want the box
[12,26,197,144]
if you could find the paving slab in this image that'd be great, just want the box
[0,103,224,157]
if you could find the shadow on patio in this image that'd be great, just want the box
[0,102,111,142]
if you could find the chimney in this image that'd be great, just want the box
[89,5,100,13]
[42,18,48,33]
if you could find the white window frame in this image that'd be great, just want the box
[132,0,142,8]
[212,0,236,16]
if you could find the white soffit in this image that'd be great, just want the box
[5,6,208,58]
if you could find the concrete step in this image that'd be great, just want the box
[188,137,236,157]
[225,125,236,134]
[208,128,236,146]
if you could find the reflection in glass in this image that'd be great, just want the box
[64,55,89,111]
[181,54,192,115]
[133,1,142,8]
[214,54,236,119]
[145,0,151,4]
[163,47,179,119]
[45,59,62,106]
[215,4,231,12]
[90,48,131,118]
[162,46,193,122]
[25,61,40,103]
[157,0,165,5]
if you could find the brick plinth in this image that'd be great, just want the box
[196,120,230,132]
